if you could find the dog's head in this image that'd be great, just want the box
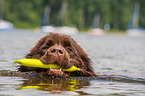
[26,33,93,72]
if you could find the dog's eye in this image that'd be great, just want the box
[67,47,73,52]
[42,46,48,49]
[47,40,53,46]
[38,51,45,55]
[64,41,71,47]
[40,45,48,50]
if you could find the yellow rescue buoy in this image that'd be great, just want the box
[14,58,80,72]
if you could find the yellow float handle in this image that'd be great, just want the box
[14,58,80,72]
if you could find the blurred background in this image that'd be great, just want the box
[0,0,145,35]
[0,0,145,95]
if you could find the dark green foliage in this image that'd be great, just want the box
[1,0,145,30]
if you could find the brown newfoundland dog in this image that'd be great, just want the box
[18,32,96,77]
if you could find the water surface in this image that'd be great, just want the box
[0,30,145,95]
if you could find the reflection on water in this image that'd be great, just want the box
[0,70,145,95]
[20,78,90,95]
[0,30,145,95]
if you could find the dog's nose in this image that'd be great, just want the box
[49,47,64,55]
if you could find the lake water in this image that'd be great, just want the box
[0,30,145,95]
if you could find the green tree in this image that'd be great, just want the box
[2,0,145,31]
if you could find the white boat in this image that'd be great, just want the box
[126,2,145,36]
[41,25,56,33]
[88,28,105,36]
[0,20,14,31]
[40,1,78,35]
[126,28,145,36]
[41,25,78,35]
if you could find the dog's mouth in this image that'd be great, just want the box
[40,54,75,70]
[39,59,71,77]
[41,67,67,77]
[40,59,74,70]
[40,57,62,67]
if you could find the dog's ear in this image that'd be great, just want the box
[71,39,94,73]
